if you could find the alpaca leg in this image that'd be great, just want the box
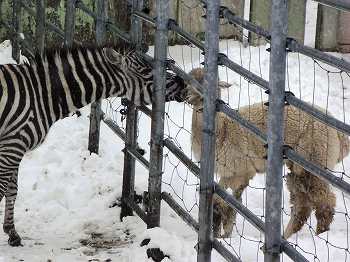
[221,182,248,238]
[213,195,224,238]
[4,171,21,246]
[315,202,335,235]
[284,172,312,239]
[310,176,336,235]
[213,177,234,238]
[284,202,312,239]
[213,176,250,238]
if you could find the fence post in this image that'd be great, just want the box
[264,0,288,261]
[64,0,76,47]
[35,0,45,54]
[120,0,143,221]
[147,0,169,228]
[12,0,21,63]
[88,0,107,154]
[197,1,220,261]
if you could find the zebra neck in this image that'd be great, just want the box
[41,47,123,120]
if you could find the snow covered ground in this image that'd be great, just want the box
[0,37,349,262]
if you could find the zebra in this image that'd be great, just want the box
[0,45,186,246]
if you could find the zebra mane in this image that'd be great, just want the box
[30,42,138,65]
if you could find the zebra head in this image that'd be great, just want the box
[102,47,187,105]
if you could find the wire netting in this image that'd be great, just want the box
[102,1,350,261]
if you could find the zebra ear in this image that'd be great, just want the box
[103,48,123,65]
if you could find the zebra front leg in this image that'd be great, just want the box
[3,172,21,246]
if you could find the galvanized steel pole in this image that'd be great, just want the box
[197,0,220,261]
[35,0,45,55]
[120,0,143,221]
[147,0,169,228]
[12,0,21,63]
[64,0,76,47]
[88,0,107,154]
[264,0,288,261]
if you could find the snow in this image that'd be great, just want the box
[0,35,349,262]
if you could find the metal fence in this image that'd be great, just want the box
[3,0,350,261]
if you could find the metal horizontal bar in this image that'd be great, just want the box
[285,93,350,136]
[161,192,199,231]
[75,0,131,42]
[212,240,241,262]
[138,105,152,117]
[314,0,350,12]
[132,11,205,51]
[106,23,132,42]
[126,147,150,169]
[163,138,200,176]
[103,117,150,169]
[133,10,156,25]
[123,197,148,223]
[166,62,204,96]
[220,7,270,39]
[284,148,350,195]
[168,20,205,51]
[216,101,267,143]
[282,242,309,262]
[161,192,240,262]
[214,184,265,232]
[219,55,269,91]
[288,39,350,74]
[103,118,126,140]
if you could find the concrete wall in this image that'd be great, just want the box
[315,5,339,51]
[250,0,307,45]
[149,0,245,44]
[338,9,350,52]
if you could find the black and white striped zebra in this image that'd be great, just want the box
[0,45,186,246]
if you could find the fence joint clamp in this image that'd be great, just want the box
[165,59,175,70]
[282,145,293,159]
[286,37,298,52]
[167,19,178,30]
[284,91,295,105]
[219,6,229,19]
[263,243,283,255]
[218,53,227,66]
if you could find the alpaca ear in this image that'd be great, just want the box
[103,48,123,65]
[218,81,232,89]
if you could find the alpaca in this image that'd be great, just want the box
[187,68,350,239]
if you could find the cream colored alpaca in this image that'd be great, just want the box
[188,68,350,239]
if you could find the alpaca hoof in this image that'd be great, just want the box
[8,233,22,247]
[316,225,329,236]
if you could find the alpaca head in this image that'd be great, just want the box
[186,67,231,107]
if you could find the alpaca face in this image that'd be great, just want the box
[185,68,231,107]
